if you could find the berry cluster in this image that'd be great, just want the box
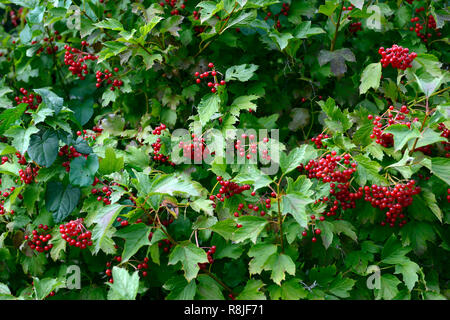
[58,145,84,172]
[311,133,330,149]
[263,3,290,29]
[9,8,24,27]
[59,218,93,249]
[447,189,450,203]
[437,123,450,158]
[193,9,201,20]
[63,43,98,80]
[95,68,123,91]
[76,126,103,142]
[116,217,129,227]
[33,31,61,55]
[301,221,322,243]
[105,255,123,284]
[25,225,53,253]
[15,151,27,165]
[368,105,418,148]
[378,45,417,70]
[299,151,361,219]
[19,165,39,184]
[14,88,42,112]
[409,13,441,42]
[194,63,226,93]
[234,135,270,161]
[137,257,150,277]
[179,134,209,163]
[208,176,251,208]
[159,0,186,15]
[303,151,357,183]
[158,238,174,253]
[91,180,114,206]
[198,245,216,270]
[0,186,16,215]
[151,123,176,166]
[348,21,362,33]
[363,181,421,227]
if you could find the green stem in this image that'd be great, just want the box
[330,1,345,52]
[276,176,284,253]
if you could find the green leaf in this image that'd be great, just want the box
[317,220,334,249]
[33,277,64,300]
[280,145,318,174]
[384,124,421,152]
[4,126,39,155]
[33,89,64,115]
[0,103,27,135]
[164,276,197,300]
[149,174,206,198]
[431,157,450,186]
[354,154,387,185]
[319,0,339,16]
[94,18,124,31]
[395,261,420,291]
[139,16,163,38]
[69,154,99,187]
[210,216,268,244]
[232,165,273,190]
[90,204,125,254]
[99,147,124,175]
[328,274,356,298]
[236,279,266,300]
[331,220,358,241]
[197,1,223,23]
[281,192,314,228]
[195,274,225,300]
[168,241,208,282]
[375,274,400,300]
[19,24,32,43]
[414,73,445,98]
[45,182,81,224]
[248,243,278,275]
[411,127,447,150]
[269,31,293,50]
[293,21,321,39]
[224,10,258,32]
[69,98,93,126]
[318,48,355,77]
[381,235,411,264]
[318,98,352,133]
[268,279,308,300]
[399,221,435,255]
[360,63,382,94]
[107,267,139,300]
[197,93,221,127]
[267,253,296,285]
[113,223,151,263]
[27,129,59,168]
[28,5,45,23]
[231,95,260,111]
[225,64,259,82]
[190,199,215,216]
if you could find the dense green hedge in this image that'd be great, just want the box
[0,0,449,300]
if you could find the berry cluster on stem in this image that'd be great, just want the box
[25,225,53,253]
[378,45,417,70]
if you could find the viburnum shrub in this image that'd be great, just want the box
[0,0,448,302]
